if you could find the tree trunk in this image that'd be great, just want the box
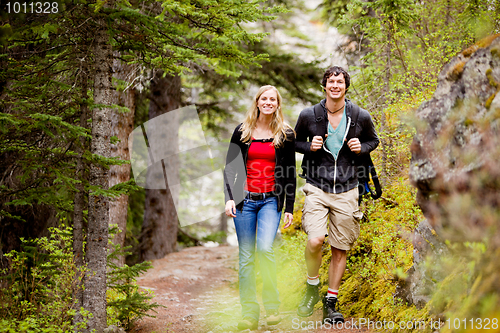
[219,213,228,244]
[109,57,136,266]
[83,13,113,333]
[379,22,392,182]
[140,71,180,261]
[73,51,89,328]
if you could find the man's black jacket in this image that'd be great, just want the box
[223,123,296,213]
[295,99,379,194]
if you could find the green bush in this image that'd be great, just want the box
[0,225,162,332]
[0,226,85,333]
[107,246,163,331]
[106,225,163,331]
[338,178,429,329]
[276,232,309,311]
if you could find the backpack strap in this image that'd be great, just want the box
[298,103,325,180]
[357,154,383,204]
[315,100,382,202]
[348,103,383,202]
[316,101,359,139]
[313,103,327,139]
[366,155,382,199]
[347,102,360,140]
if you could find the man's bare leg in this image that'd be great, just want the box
[328,246,347,289]
[305,236,325,277]
[297,236,325,317]
[323,246,346,323]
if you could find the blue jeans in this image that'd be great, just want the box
[234,195,282,321]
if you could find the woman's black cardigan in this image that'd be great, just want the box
[223,123,296,214]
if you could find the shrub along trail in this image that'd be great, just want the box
[135,245,376,333]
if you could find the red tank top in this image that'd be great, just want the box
[244,139,276,193]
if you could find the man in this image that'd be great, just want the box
[294,66,379,323]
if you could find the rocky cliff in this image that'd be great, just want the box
[403,34,500,309]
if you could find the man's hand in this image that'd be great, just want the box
[310,135,327,151]
[347,138,361,154]
[225,200,236,217]
[283,212,293,229]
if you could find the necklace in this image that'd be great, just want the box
[326,104,345,115]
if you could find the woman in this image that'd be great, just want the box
[224,85,296,330]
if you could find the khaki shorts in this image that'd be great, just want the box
[301,183,363,250]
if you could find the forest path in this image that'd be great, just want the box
[135,245,374,333]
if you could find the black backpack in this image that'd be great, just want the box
[313,103,382,204]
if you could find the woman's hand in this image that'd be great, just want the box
[283,212,293,229]
[225,200,236,217]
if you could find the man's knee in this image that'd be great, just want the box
[307,236,326,253]
[330,246,347,262]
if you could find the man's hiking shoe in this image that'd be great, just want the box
[266,309,282,325]
[297,283,320,317]
[322,296,344,324]
[237,318,258,331]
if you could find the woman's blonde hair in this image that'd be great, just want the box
[240,85,293,147]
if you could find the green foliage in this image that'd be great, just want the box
[321,0,499,110]
[427,246,500,332]
[107,226,163,330]
[275,232,309,311]
[0,226,86,333]
[110,0,285,76]
[202,231,228,244]
[124,186,146,265]
[106,259,161,331]
[338,178,427,325]
[1,1,128,226]
[0,224,162,332]
[240,40,324,105]
[1,0,290,222]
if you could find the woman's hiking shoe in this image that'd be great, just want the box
[237,318,258,331]
[297,283,320,317]
[322,296,344,324]
[266,309,282,325]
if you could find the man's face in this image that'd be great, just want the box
[325,73,347,101]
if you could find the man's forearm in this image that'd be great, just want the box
[295,140,312,154]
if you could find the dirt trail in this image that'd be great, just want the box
[135,245,374,333]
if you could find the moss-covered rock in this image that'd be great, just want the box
[410,34,500,324]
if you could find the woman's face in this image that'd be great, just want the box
[257,89,278,116]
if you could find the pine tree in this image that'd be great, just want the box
[140,71,181,261]
[83,4,114,331]
[1,0,293,328]
[109,59,137,266]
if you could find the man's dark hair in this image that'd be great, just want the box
[321,66,350,91]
